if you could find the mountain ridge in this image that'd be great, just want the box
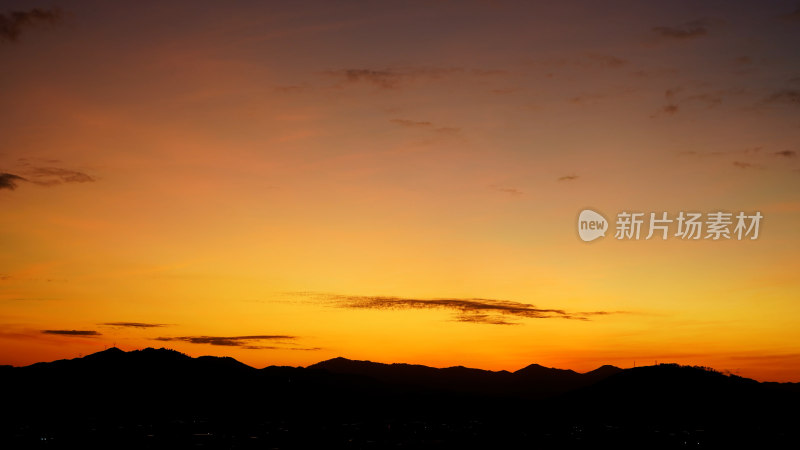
[307,355,618,376]
[2,347,799,448]
[5,347,798,405]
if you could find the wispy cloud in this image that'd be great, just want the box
[433,126,460,134]
[654,85,738,118]
[0,173,26,190]
[568,93,607,105]
[26,167,95,186]
[0,8,62,43]
[152,334,317,350]
[730,353,800,361]
[100,322,168,329]
[456,313,517,325]
[154,335,294,346]
[678,147,762,159]
[655,104,679,116]
[652,18,716,40]
[585,53,628,68]
[391,118,460,134]
[677,147,792,171]
[304,293,623,325]
[391,119,433,128]
[1,166,95,191]
[324,67,497,89]
[558,175,578,181]
[332,68,404,88]
[733,161,760,169]
[684,93,723,108]
[489,184,523,196]
[764,90,800,105]
[42,329,101,336]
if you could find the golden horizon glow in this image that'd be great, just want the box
[2,1,800,382]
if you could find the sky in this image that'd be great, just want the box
[1,0,799,382]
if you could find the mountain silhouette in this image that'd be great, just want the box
[308,357,622,397]
[1,348,798,449]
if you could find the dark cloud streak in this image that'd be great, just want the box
[733,161,759,169]
[0,167,95,191]
[764,90,800,105]
[390,118,460,134]
[154,335,296,347]
[489,184,523,195]
[0,8,61,43]
[312,294,623,325]
[42,330,101,336]
[325,67,500,89]
[653,18,715,39]
[391,119,433,128]
[101,322,168,329]
[0,173,26,190]
[333,69,404,88]
[27,167,95,186]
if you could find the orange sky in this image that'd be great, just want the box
[1,0,800,382]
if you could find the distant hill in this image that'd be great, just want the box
[308,356,623,397]
[2,348,799,448]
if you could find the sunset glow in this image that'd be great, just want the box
[2,0,800,382]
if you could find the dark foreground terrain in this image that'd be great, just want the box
[1,348,798,449]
